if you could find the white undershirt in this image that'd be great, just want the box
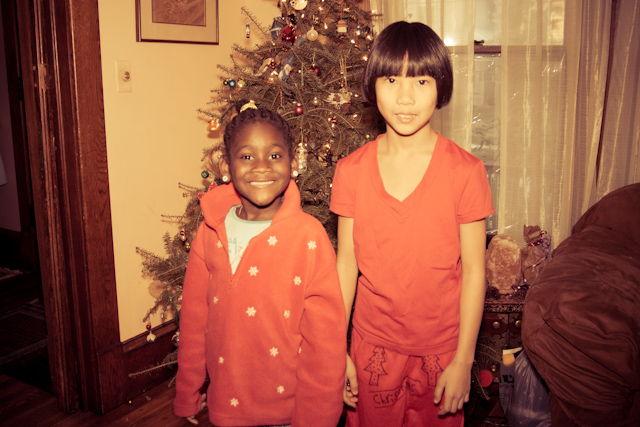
[224,205,271,273]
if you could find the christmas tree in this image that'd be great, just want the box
[136,0,381,340]
[364,346,387,386]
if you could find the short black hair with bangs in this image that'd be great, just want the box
[362,21,453,109]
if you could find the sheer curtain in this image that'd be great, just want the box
[367,0,640,247]
[597,1,640,197]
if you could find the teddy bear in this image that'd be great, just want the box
[485,234,522,294]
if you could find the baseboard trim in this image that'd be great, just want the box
[122,321,177,353]
[119,321,178,405]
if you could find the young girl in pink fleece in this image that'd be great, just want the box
[174,104,346,427]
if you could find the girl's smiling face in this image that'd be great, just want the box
[221,121,297,221]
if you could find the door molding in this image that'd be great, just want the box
[16,0,122,413]
[15,0,176,414]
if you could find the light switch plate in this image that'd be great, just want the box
[116,60,132,93]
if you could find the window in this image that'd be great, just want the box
[421,0,566,233]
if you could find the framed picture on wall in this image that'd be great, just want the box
[136,0,219,44]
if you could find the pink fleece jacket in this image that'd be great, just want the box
[174,180,346,427]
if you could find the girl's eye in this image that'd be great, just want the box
[240,155,252,160]
[387,77,396,83]
[418,80,426,85]
[270,153,282,160]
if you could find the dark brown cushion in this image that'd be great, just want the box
[572,182,640,246]
[522,226,640,426]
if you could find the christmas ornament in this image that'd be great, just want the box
[296,143,307,172]
[201,170,209,179]
[309,65,321,76]
[306,27,319,41]
[180,228,187,241]
[279,63,293,81]
[312,96,319,105]
[326,89,352,105]
[245,23,250,38]
[288,14,297,26]
[294,104,304,115]
[269,58,277,68]
[290,0,308,10]
[237,79,246,88]
[281,25,295,43]
[355,26,362,37]
[227,79,237,88]
[210,148,222,165]
[208,119,220,131]
[146,323,156,343]
[146,331,156,343]
[172,331,180,347]
[337,19,348,34]
[479,369,494,388]
[270,17,286,41]
[185,242,191,251]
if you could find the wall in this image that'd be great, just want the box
[98,0,278,341]
[0,5,20,233]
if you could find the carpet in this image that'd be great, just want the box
[0,299,51,392]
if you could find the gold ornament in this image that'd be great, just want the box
[307,27,319,41]
[337,19,348,34]
[296,143,307,172]
[208,119,220,131]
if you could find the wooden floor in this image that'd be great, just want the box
[0,374,206,427]
[0,372,506,427]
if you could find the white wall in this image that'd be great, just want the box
[98,0,278,341]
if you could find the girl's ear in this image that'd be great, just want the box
[290,157,298,178]
[219,155,230,180]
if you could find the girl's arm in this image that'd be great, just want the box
[291,224,347,427]
[434,219,487,415]
[336,216,358,327]
[336,215,360,407]
[174,225,210,419]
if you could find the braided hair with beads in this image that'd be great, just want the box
[223,102,295,158]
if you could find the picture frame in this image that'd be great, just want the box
[136,0,219,45]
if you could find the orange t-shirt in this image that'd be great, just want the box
[330,133,494,355]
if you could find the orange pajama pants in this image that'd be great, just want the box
[346,329,464,427]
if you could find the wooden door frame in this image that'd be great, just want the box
[15,0,123,413]
[14,0,178,414]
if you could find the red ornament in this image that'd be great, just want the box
[294,105,304,115]
[268,58,276,69]
[479,369,494,388]
[309,65,321,77]
[281,25,296,43]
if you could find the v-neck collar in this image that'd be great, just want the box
[370,133,444,216]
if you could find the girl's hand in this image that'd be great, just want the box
[344,354,359,408]
[185,393,207,425]
[433,359,471,415]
